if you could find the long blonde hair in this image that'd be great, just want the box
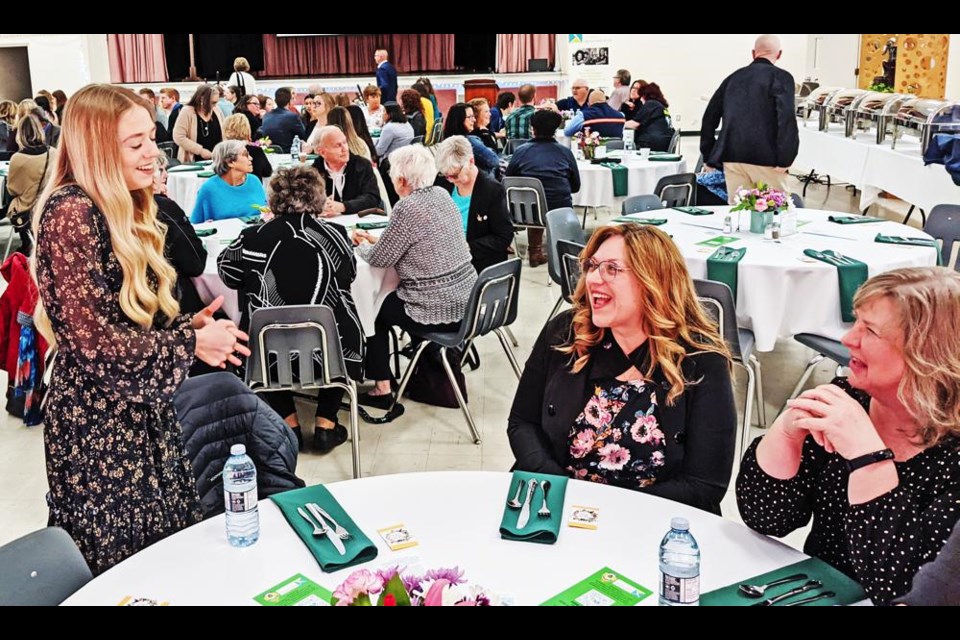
[558,224,731,405]
[32,84,179,347]
[854,267,960,445]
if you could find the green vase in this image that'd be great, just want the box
[582,146,595,160]
[749,210,773,234]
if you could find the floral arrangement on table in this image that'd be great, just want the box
[575,127,601,159]
[868,81,894,94]
[252,136,274,151]
[331,566,498,606]
[730,182,797,235]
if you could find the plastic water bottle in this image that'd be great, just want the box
[659,517,700,606]
[224,444,259,547]
[290,135,301,161]
[623,129,635,155]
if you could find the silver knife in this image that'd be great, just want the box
[307,503,347,556]
[515,478,538,530]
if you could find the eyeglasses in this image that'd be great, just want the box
[581,258,627,282]
[572,85,588,90]
[247,100,259,106]
[443,166,464,181]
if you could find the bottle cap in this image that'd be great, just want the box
[230,444,246,456]
[670,517,689,531]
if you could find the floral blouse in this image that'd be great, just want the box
[567,378,666,489]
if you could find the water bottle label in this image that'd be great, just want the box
[660,572,700,605]
[225,488,257,513]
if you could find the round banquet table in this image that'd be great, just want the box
[191,215,398,337]
[615,206,938,351]
[573,153,688,208]
[62,471,806,606]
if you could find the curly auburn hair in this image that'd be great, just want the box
[267,165,327,216]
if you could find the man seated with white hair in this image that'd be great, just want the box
[190,139,267,223]
[310,125,381,217]
[555,78,590,113]
[562,89,625,138]
[351,144,477,409]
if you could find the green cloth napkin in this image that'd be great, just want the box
[874,233,943,265]
[599,162,628,197]
[612,216,667,225]
[803,249,868,322]
[356,220,390,230]
[673,206,713,216]
[240,214,262,224]
[648,154,682,162]
[197,170,216,178]
[701,557,867,606]
[828,215,884,224]
[706,246,747,301]
[194,228,217,237]
[499,470,568,544]
[190,160,213,166]
[167,165,205,173]
[271,484,379,573]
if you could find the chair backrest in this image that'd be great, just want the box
[503,138,531,155]
[503,176,548,228]
[244,305,349,390]
[694,153,704,174]
[605,139,624,151]
[925,204,960,271]
[266,145,284,154]
[790,193,805,209]
[158,141,177,160]
[621,194,665,215]
[166,157,182,168]
[557,239,585,304]
[411,135,425,146]
[693,279,743,359]
[457,258,523,343]
[0,527,92,605]
[655,172,696,207]
[545,207,587,286]
[667,130,681,154]
[429,117,444,145]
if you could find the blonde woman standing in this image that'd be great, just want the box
[32,84,250,574]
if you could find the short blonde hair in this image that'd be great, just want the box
[234,56,250,72]
[223,113,252,141]
[389,144,438,191]
[435,135,474,175]
[0,100,17,126]
[854,267,960,445]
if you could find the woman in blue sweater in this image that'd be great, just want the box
[190,140,267,223]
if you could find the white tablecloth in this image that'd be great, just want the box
[62,471,806,606]
[573,155,687,208]
[794,121,960,212]
[191,214,398,337]
[617,206,938,351]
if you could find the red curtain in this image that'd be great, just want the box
[496,34,555,73]
[262,34,454,78]
[108,34,169,83]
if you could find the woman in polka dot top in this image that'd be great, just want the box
[736,267,960,605]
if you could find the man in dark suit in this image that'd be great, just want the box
[700,34,798,201]
[310,126,381,216]
[260,87,306,153]
[375,48,398,103]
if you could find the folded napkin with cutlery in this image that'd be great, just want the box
[803,249,868,322]
[599,162,628,197]
[827,215,885,224]
[701,557,866,606]
[673,206,713,216]
[499,470,568,544]
[648,154,682,162]
[193,228,217,237]
[272,484,378,572]
[612,216,667,225]
[706,246,747,301]
[356,220,390,230]
[197,170,216,178]
[874,233,943,265]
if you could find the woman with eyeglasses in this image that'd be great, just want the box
[442,103,500,176]
[508,224,737,514]
[234,94,264,141]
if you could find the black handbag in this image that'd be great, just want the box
[404,344,468,409]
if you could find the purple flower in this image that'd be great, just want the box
[401,573,423,596]
[597,443,631,471]
[424,566,466,585]
[376,566,403,584]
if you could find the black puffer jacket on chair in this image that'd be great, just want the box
[175,372,305,519]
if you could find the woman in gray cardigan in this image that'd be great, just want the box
[353,144,477,408]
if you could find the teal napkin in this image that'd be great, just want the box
[706,246,747,301]
[828,215,884,224]
[356,220,389,230]
[673,206,713,216]
[599,162,628,197]
[499,471,568,544]
[240,214,263,224]
[194,228,217,238]
[272,484,379,572]
[167,165,204,173]
[701,557,866,606]
[197,170,216,178]
[649,154,682,162]
[874,232,942,265]
[803,249,868,322]
[612,216,667,225]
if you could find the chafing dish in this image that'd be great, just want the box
[892,98,960,153]
[849,92,906,142]
[797,87,841,127]
[819,89,867,132]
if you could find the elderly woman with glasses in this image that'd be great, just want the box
[508,224,737,514]
[435,135,513,274]
[190,140,266,223]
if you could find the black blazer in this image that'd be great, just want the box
[700,58,799,169]
[508,312,737,514]
[438,171,514,274]
[311,152,381,215]
[155,195,207,314]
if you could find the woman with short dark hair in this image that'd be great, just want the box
[376,103,414,159]
[442,103,499,175]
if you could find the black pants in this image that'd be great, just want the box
[262,388,345,422]
[366,292,459,381]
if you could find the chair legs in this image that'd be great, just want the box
[546,295,564,324]
[749,354,767,428]
[736,360,756,459]
[393,340,431,408]
[494,328,523,379]
[503,326,518,347]
[342,381,361,479]
[787,353,825,403]
[439,346,481,444]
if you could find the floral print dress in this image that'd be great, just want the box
[35,186,202,575]
[567,378,666,489]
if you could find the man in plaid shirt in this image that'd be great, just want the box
[505,84,537,139]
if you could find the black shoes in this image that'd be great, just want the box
[291,426,304,452]
[358,391,396,410]
[313,423,348,454]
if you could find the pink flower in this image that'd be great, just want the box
[333,569,383,605]
[597,443,631,471]
[651,450,665,466]
[570,429,596,459]
[754,199,768,212]
[422,579,451,606]
[583,398,612,429]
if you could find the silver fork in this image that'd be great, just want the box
[310,503,351,540]
[537,480,552,518]
[297,506,326,537]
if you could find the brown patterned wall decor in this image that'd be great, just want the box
[859,34,949,98]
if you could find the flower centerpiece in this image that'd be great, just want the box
[252,136,274,152]
[331,566,498,606]
[575,127,601,160]
[730,182,795,235]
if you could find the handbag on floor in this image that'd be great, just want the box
[404,344,468,409]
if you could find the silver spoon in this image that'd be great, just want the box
[507,479,525,509]
[738,573,807,598]
[786,590,836,606]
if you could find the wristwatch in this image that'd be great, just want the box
[845,448,895,473]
